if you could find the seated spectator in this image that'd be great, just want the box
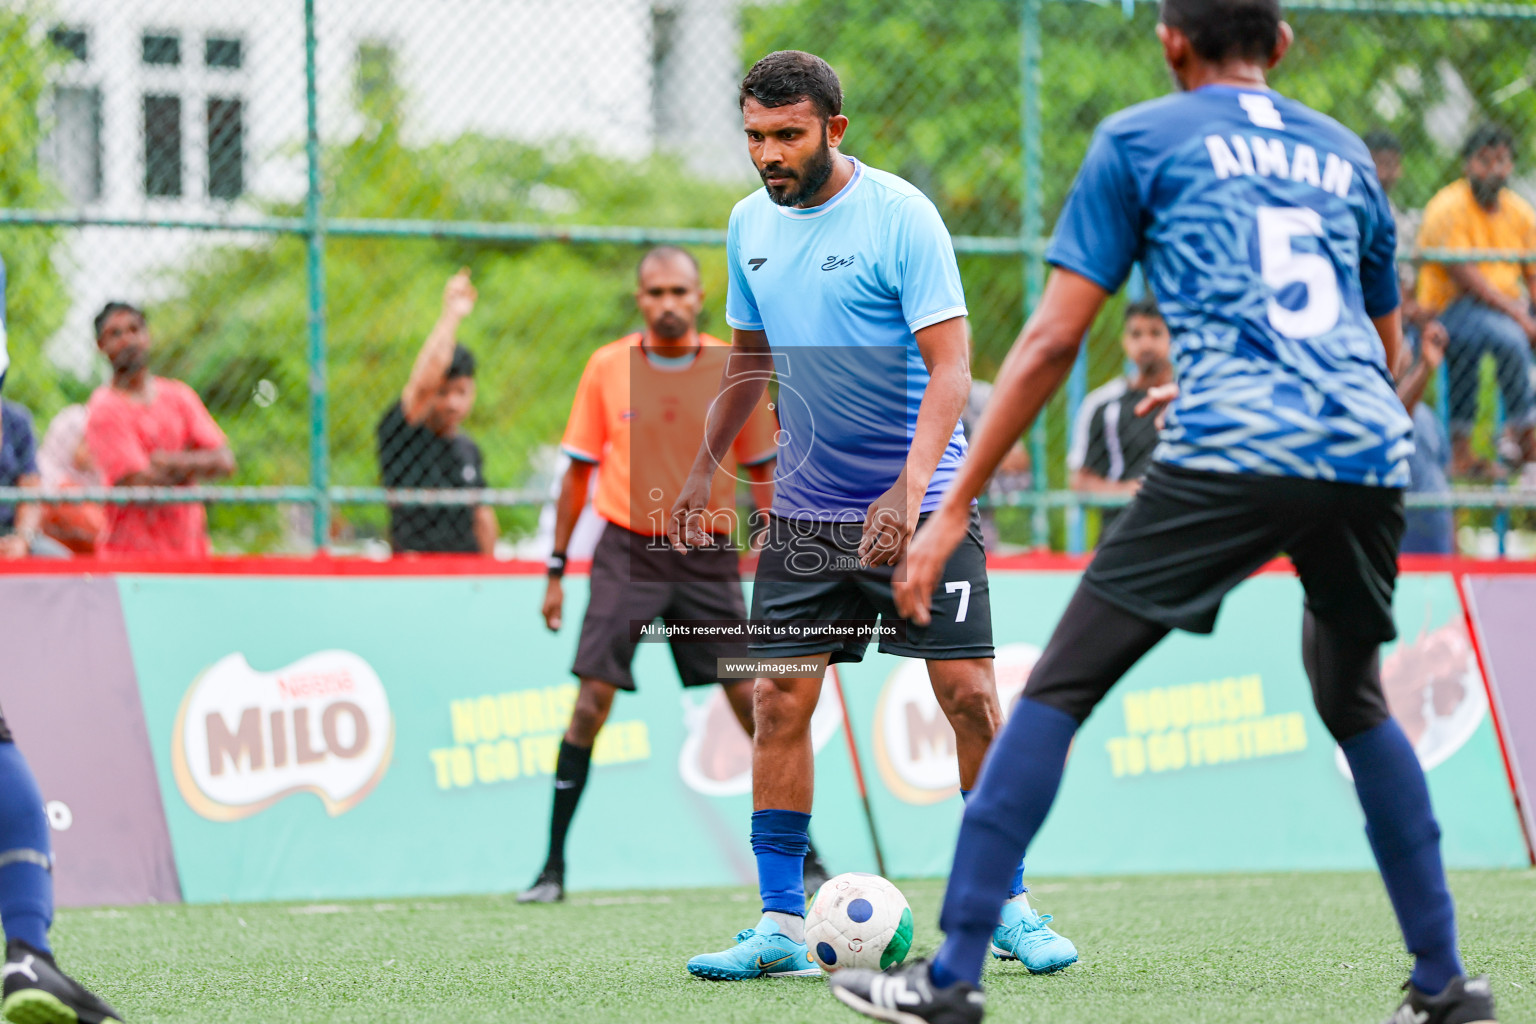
[1397,325,1456,554]
[1068,298,1171,536]
[1416,123,1536,480]
[86,303,235,558]
[0,397,69,559]
[377,269,495,555]
[36,404,106,555]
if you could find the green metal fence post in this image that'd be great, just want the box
[304,0,330,552]
[1020,0,1049,547]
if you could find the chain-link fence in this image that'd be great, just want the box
[1,0,1534,558]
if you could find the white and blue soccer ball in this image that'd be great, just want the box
[805,872,914,973]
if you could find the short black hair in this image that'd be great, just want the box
[446,343,476,381]
[1125,297,1163,322]
[93,301,144,337]
[1159,0,1282,63]
[637,246,700,284]
[740,50,842,121]
[1462,123,1515,161]
[1362,130,1402,156]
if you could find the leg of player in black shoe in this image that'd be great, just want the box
[519,677,614,904]
[1289,496,1491,1023]
[928,585,1168,988]
[0,715,124,1023]
[832,585,1166,1019]
[521,668,772,903]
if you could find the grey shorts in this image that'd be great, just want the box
[571,524,750,690]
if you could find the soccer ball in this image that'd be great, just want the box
[805,872,913,973]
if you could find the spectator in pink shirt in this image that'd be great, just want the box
[86,303,235,557]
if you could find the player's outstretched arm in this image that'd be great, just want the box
[894,269,1110,624]
[668,328,773,551]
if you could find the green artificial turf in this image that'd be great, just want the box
[41,871,1536,1023]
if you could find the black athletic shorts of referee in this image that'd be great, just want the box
[518,247,830,903]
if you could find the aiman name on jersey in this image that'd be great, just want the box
[1204,134,1355,199]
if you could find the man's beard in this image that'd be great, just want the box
[652,312,689,339]
[761,136,835,207]
[1470,174,1506,206]
[110,345,149,377]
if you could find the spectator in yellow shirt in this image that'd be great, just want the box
[1416,123,1536,480]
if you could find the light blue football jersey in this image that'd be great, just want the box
[726,157,969,518]
[1048,85,1413,487]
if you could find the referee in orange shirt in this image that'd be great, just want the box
[519,246,830,902]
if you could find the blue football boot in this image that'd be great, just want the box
[990,896,1078,974]
[686,915,820,980]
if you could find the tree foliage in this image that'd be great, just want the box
[46,1,1536,550]
[149,86,744,548]
[0,11,71,418]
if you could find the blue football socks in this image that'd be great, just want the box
[934,698,1078,988]
[1342,719,1463,995]
[961,789,1027,899]
[752,809,811,918]
[0,742,53,953]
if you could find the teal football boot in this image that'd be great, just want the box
[990,896,1079,974]
[686,915,820,980]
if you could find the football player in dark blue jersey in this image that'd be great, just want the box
[828,2,1496,1023]
[0,257,126,1024]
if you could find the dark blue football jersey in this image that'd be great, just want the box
[1048,85,1412,487]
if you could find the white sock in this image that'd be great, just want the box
[765,910,805,943]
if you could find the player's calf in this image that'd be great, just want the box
[927,666,1003,784]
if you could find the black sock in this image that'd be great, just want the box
[804,836,824,867]
[543,740,592,877]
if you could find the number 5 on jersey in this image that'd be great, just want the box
[1258,205,1341,339]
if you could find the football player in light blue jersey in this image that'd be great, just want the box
[829,2,1495,1023]
[670,51,1075,981]
[0,256,126,1023]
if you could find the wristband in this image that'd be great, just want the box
[547,551,567,578]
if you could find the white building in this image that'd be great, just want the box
[28,0,752,371]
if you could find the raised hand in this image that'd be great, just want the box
[443,267,478,322]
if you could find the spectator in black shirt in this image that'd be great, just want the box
[1067,297,1171,535]
[377,269,496,554]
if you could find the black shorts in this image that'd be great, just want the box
[1084,463,1404,642]
[748,510,994,663]
[571,524,749,691]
